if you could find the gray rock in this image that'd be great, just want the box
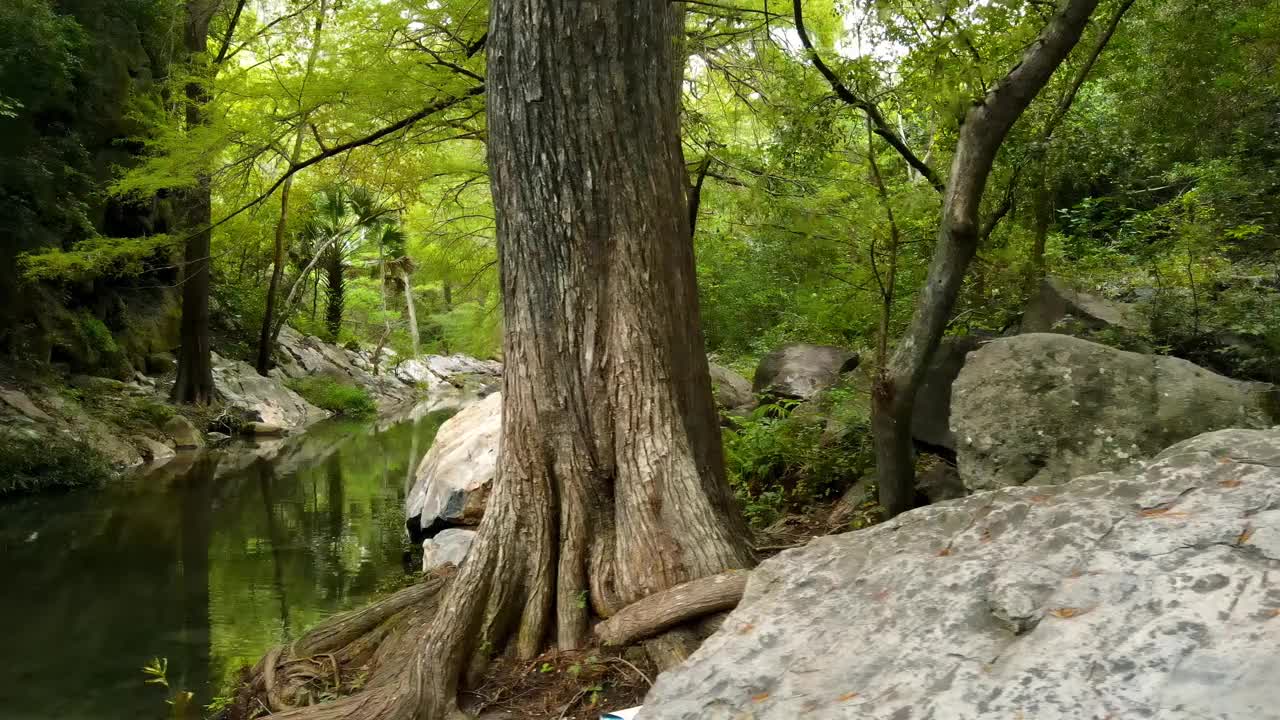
[145,352,176,376]
[212,352,330,431]
[206,432,231,444]
[0,388,53,423]
[752,344,858,401]
[421,528,477,572]
[915,460,965,503]
[641,428,1280,720]
[405,391,501,540]
[162,415,203,449]
[910,335,987,450]
[245,422,284,436]
[1022,276,1145,334]
[952,333,1278,492]
[136,436,175,465]
[709,363,754,413]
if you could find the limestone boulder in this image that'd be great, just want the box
[421,528,477,572]
[708,363,754,414]
[1022,276,1145,335]
[405,391,501,541]
[951,334,1277,492]
[641,428,1280,720]
[752,344,858,401]
[212,353,330,431]
[162,415,203,449]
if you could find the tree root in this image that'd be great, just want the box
[595,569,748,646]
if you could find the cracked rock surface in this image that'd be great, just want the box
[640,428,1280,720]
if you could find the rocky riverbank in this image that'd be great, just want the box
[0,325,500,497]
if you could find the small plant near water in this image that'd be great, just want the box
[286,376,376,417]
[0,432,113,497]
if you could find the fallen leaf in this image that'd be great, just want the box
[1049,607,1089,619]
[752,692,770,703]
[736,623,754,634]
[1270,608,1280,618]
[1237,526,1255,545]
[1139,507,1188,519]
[1220,479,1243,488]
[1029,495,1050,504]
[937,547,952,557]
[980,527,993,543]
[837,692,860,702]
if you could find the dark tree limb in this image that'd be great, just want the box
[595,570,749,646]
[791,0,944,192]
[688,154,713,237]
[873,0,1104,517]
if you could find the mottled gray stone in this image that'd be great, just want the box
[753,344,859,401]
[162,415,203,449]
[405,391,500,540]
[421,528,477,572]
[212,352,330,431]
[641,428,1280,720]
[1022,276,1145,334]
[709,363,754,413]
[952,333,1277,492]
[911,335,988,451]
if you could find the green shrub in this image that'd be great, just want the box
[286,376,377,417]
[723,387,874,528]
[0,432,114,497]
[126,397,176,428]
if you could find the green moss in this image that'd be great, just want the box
[285,376,376,417]
[0,432,114,497]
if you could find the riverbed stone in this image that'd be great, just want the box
[752,344,859,401]
[162,415,203,449]
[641,428,1280,720]
[212,352,330,431]
[136,436,175,464]
[421,528,477,572]
[406,391,501,540]
[951,333,1278,492]
[245,422,284,436]
[1022,275,1145,334]
[0,388,53,423]
[709,363,754,414]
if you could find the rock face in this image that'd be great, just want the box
[1022,276,1144,334]
[952,333,1277,492]
[405,391,501,541]
[910,334,988,451]
[752,344,858,401]
[162,415,203,449]
[212,353,330,431]
[641,428,1280,720]
[421,528,477,572]
[708,363,754,414]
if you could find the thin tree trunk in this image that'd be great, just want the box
[873,0,1103,517]
[256,0,328,375]
[1024,0,1138,294]
[402,271,420,357]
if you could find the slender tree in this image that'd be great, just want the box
[870,0,1105,516]
[172,0,247,404]
[256,0,330,375]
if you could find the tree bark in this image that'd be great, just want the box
[256,0,328,375]
[595,570,748,647]
[239,4,754,718]
[873,0,1103,517]
[171,0,222,404]
[413,1,754,709]
[402,270,420,357]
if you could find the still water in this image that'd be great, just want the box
[0,407,454,719]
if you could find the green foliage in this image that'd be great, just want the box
[432,300,502,358]
[723,386,874,527]
[0,431,114,497]
[286,376,377,417]
[20,235,175,283]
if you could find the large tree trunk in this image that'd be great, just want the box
[243,2,753,718]
[873,0,1103,517]
[171,0,220,405]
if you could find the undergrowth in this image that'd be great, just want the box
[0,431,113,497]
[286,375,376,417]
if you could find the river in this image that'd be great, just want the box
[0,406,455,719]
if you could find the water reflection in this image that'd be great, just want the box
[0,407,454,719]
